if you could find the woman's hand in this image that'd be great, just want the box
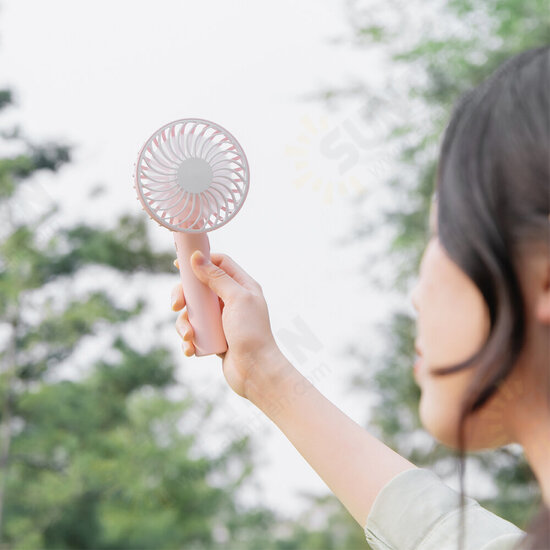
[171,251,282,399]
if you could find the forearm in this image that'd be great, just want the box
[245,350,417,529]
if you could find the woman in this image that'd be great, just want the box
[171,47,550,549]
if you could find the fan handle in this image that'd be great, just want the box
[173,231,228,356]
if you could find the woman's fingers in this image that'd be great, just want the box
[209,253,262,293]
[182,341,196,357]
[174,254,261,293]
[171,283,185,311]
[176,309,196,356]
[172,256,225,359]
[176,309,194,341]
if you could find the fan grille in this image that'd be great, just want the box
[134,118,249,232]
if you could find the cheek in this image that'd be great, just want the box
[421,251,490,369]
[416,241,494,448]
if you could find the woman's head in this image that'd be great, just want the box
[410,46,550,453]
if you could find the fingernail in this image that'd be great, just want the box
[173,259,178,268]
[194,251,206,266]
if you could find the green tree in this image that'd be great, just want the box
[0,87,305,549]
[337,0,549,537]
[278,2,549,547]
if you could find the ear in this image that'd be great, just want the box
[535,255,550,325]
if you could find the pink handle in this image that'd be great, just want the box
[173,232,227,357]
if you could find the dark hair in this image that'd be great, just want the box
[433,46,550,550]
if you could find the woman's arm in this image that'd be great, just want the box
[173,251,417,529]
[245,348,417,528]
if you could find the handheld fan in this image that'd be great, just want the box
[134,118,250,356]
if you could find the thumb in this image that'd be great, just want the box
[190,250,242,303]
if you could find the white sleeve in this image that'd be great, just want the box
[364,468,525,550]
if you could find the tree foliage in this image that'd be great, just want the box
[0,79,371,550]
[342,0,549,535]
[291,2,548,546]
[0,87,299,549]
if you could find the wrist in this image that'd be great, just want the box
[244,345,297,413]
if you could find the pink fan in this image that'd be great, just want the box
[134,118,250,356]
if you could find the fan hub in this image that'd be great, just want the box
[177,158,213,194]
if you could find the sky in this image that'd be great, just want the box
[0,0,424,519]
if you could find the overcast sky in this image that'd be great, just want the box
[0,0,418,518]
